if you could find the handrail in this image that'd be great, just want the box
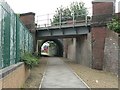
[36,13,91,29]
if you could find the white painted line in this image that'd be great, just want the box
[39,58,48,90]
[62,58,91,89]
[73,72,90,89]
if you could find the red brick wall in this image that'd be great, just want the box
[20,12,35,32]
[91,27,107,69]
[91,2,114,70]
[92,2,114,15]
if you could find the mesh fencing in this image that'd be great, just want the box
[0,1,33,69]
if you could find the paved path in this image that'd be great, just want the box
[40,57,89,89]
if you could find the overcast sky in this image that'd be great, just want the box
[5,0,120,15]
[4,0,94,16]
[4,0,119,24]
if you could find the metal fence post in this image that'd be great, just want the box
[16,15,20,63]
[59,11,61,28]
[85,15,88,25]
[0,4,3,69]
[73,11,75,27]
[28,33,30,53]
[47,14,49,27]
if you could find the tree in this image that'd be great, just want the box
[51,1,88,25]
[70,2,88,20]
[107,17,120,33]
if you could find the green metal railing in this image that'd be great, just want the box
[0,1,33,69]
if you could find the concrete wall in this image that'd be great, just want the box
[63,34,92,68]
[103,30,119,75]
[0,62,30,88]
[63,38,76,61]
[67,38,76,61]
[76,34,92,67]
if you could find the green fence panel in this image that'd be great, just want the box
[0,0,10,68]
[29,34,33,53]
[19,23,23,55]
[16,15,20,63]
[25,30,29,52]
[24,29,27,52]
[19,23,24,53]
[28,33,33,53]
[0,1,33,69]
[2,8,10,68]
[10,11,16,65]
[0,4,3,69]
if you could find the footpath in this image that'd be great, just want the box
[40,57,89,89]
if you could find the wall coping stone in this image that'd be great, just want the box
[0,62,24,80]
[20,12,35,16]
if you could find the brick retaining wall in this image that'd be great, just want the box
[0,62,30,88]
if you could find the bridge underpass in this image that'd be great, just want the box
[36,24,91,64]
[35,13,91,65]
[38,39,64,57]
[35,12,91,63]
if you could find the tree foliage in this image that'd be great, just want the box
[51,1,88,25]
[70,2,88,19]
[107,17,120,33]
[21,52,39,69]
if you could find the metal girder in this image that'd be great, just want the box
[36,25,90,39]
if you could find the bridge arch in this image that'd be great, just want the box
[39,39,63,57]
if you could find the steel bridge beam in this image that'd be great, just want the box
[36,24,90,39]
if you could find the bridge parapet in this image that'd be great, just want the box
[36,13,91,29]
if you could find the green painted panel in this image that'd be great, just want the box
[16,16,20,63]
[10,12,16,65]
[0,5,3,69]
[0,1,33,68]
[3,9,10,67]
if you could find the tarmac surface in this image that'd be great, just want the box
[40,57,89,89]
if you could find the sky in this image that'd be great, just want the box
[5,0,93,16]
[4,0,120,25]
[4,0,120,15]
